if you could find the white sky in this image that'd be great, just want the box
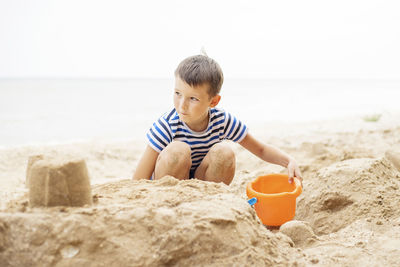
[1,0,399,79]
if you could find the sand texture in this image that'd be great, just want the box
[1,116,400,266]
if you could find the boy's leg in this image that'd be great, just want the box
[154,141,191,180]
[194,142,236,185]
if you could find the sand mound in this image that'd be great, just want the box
[0,176,301,267]
[27,155,92,207]
[385,149,400,171]
[280,220,316,247]
[296,157,400,235]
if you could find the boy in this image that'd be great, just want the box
[133,55,302,185]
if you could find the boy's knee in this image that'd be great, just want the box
[165,141,191,157]
[209,143,235,162]
[158,141,191,167]
[200,143,235,185]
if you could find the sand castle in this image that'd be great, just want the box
[26,155,92,207]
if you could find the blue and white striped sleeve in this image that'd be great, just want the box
[146,116,173,153]
[222,111,248,142]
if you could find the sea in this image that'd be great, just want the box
[1,78,399,147]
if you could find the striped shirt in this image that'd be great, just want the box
[146,107,248,174]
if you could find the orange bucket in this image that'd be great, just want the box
[246,174,302,226]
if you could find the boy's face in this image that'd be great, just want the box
[174,76,220,130]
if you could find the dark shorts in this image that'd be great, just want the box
[189,168,196,179]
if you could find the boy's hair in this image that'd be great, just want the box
[175,55,224,97]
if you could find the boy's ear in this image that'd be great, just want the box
[210,95,221,107]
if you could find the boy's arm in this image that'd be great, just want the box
[239,133,302,183]
[132,145,159,180]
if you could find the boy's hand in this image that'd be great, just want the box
[287,158,303,186]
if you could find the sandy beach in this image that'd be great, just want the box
[2,0,400,264]
[1,110,400,266]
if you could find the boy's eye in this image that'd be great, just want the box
[175,91,181,96]
[190,97,199,101]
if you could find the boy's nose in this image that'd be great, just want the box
[179,99,188,112]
